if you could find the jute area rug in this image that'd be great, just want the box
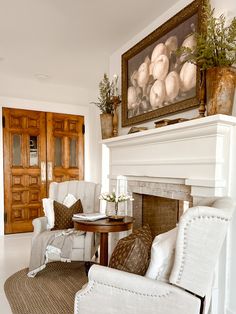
[4,262,88,314]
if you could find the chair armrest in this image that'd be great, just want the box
[75,265,201,314]
[32,217,48,242]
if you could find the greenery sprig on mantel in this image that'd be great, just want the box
[179,0,236,70]
[91,73,120,114]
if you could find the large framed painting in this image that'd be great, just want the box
[121,0,203,127]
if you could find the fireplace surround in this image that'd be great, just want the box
[108,178,192,236]
[102,114,236,314]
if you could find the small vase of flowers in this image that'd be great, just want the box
[99,191,134,218]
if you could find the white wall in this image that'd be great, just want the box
[109,0,236,312]
[0,95,102,236]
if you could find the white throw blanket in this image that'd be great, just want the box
[27,229,84,277]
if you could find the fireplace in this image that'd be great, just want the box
[102,115,236,314]
[109,177,192,236]
[129,180,192,236]
[133,194,187,236]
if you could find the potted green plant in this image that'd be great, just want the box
[179,0,236,115]
[92,73,117,139]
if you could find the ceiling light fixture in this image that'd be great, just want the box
[34,73,50,81]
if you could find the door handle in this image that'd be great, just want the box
[47,161,53,181]
[41,162,46,182]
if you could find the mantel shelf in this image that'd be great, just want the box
[101,114,236,147]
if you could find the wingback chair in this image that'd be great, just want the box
[74,197,234,314]
[32,180,101,261]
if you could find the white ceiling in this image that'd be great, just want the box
[0,0,175,94]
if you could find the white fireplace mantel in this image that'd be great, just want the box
[102,114,236,198]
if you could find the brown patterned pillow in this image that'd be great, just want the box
[109,225,152,276]
[53,199,83,230]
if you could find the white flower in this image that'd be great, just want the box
[99,192,134,203]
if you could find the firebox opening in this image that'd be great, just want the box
[132,193,190,236]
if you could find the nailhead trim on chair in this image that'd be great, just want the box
[80,280,172,298]
[76,281,96,312]
[76,280,173,312]
[175,216,229,284]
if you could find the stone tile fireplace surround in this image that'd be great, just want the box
[102,114,236,314]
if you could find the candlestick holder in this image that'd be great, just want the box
[112,96,121,137]
[198,70,206,118]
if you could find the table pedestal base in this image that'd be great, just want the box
[100,233,108,266]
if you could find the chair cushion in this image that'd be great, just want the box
[109,225,152,276]
[53,199,83,230]
[145,227,177,282]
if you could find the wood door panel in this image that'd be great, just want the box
[28,206,41,220]
[9,115,24,129]
[11,175,25,188]
[53,173,80,183]
[28,175,41,187]
[9,114,40,131]
[3,108,47,234]
[46,113,84,188]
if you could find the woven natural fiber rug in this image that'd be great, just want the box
[4,262,88,314]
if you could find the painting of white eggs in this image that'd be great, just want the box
[125,11,198,121]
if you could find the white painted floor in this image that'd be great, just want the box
[0,233,32,314]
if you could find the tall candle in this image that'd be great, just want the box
[113,74,118,96]
[115,178,119,202]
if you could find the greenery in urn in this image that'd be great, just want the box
[91,73,118,114]
[178,0,236,70]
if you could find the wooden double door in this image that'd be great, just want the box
[3,108,84,234]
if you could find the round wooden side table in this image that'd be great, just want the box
[74,216,134,266]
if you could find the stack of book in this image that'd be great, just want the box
[73,213,107,221]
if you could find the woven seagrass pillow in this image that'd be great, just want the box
[53,199,83,230]
[109,224,152,276]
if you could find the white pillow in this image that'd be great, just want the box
[63,193,77,208]
[42,198,54,229]
[145,227,177,282]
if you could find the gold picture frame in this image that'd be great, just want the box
[121,0,203,127]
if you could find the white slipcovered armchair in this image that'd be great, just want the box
[32,180,101,261]
[74,197,234,314]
